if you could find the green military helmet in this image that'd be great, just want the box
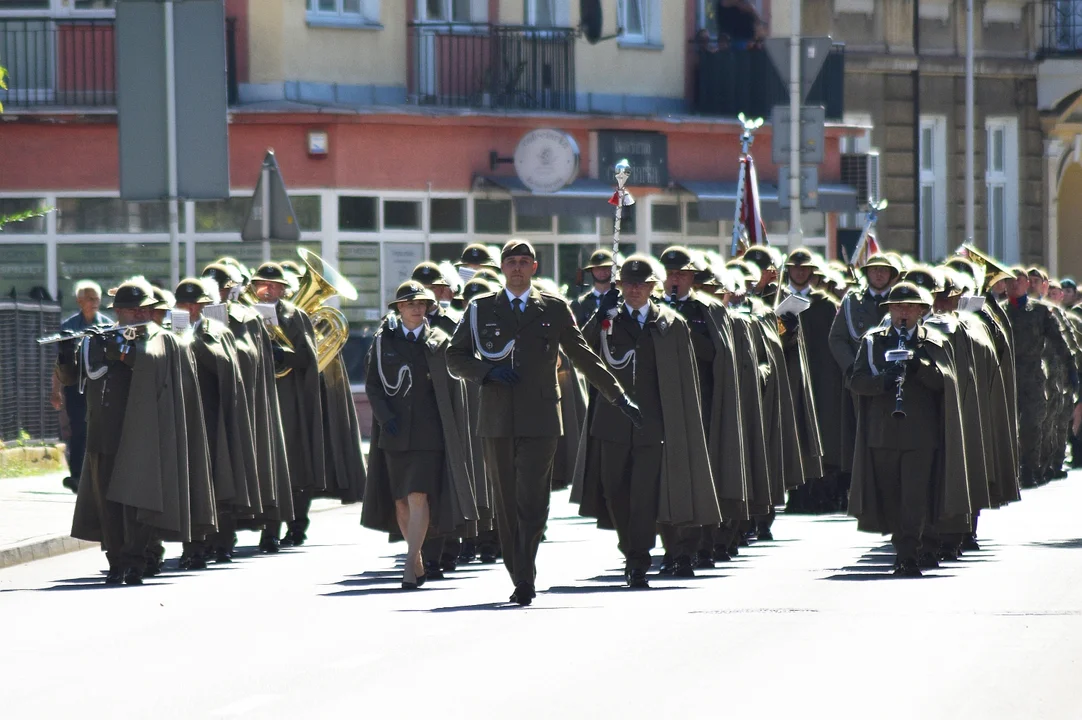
[784,248,819,270]
[583,247,615,270]
[387,280,436,310]
[412,261,450,287]
[659,245,697,272]
[252,262,291,285]
[107,278,159,309]
[461,278,494,303]
[202,262,241,290]
[741,245,781,272]
[175,278,215,305]
[619,255,661,284]
[456,243,501,269]
[861,253,901,280]
[882,281,933,307]
[900,265,943,294]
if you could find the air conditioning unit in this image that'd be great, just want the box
[840,150,881,208]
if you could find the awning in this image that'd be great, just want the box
[474,175,614,217]
[676,180,858,221]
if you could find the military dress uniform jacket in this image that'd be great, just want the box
[275,300,327,493]
[847,324,970,534]
[446,287,625,438]
[572,288,605,329]
[787,287,844,469]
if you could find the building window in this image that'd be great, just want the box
[0,198,47,234]
[600,207,636,237]
[619,0,661,45]
[418,0,474,22]
[56,198,181,234]
[0,1,116,15]
[698,0,763,36]
[339,196,378,232]
[557,214,596,234]
[474,198,512,234]
[516,213,553,233]
[430,197,466,233]
[525,0,570,26]
[651,203,681,233]
[383,199,422,230]
[306,0,381,27]
[918,116,947,261]
[290,195,322,232]
[685,202,718,237]
[986,117,1019,263]
[194,197,249,233]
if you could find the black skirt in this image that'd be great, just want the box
[384,450,443,500]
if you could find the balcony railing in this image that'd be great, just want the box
[0,18,116,108]
[1039,0,1082,58]
[693,43,845,121]
[408,23,576,112]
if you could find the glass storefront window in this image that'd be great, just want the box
[0,198,48,234]
[192,241,321,276]
[430,242,465,266]
[339,196,378,231]
[558,242,635,297]
[291,195,322,232]
[515,214,552,234]
[430,198,466,233]
[557,214,596,235]
[0,244,48,301]
[57,243,182,314]
[194,197,249,233]
[337,242,382,325]
[651,204,681,233]
[599,205,636,237]
[383,200,421,230]
[474,199,512,235]
[686,202,718,237]
[56,198,183,234]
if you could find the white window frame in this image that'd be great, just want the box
[985,116,1019,264]
[415,0,481,24]
[305,0,382,28]
[918,115,948,261]
[0,1,115,19]
[525,0,569,27]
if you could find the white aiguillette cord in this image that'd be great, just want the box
[375,314,412,397]
[469,301,515,363]
[600,307,636,384]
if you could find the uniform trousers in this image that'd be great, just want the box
[483,436,558,588]
[63,386,88,481]
[869,448,935,562]
[85,452,154,572]
[599,440,662,573]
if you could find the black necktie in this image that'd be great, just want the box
[513,298,524,314]
[406,331,418,342]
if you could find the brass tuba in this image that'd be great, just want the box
[958,244,1013,293]
[292,248,358,374]
[240,285,297,378]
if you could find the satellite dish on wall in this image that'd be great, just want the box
[580,0,618,44]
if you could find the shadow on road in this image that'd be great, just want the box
[1026,538,1082,550]
[321,587,452,597]
[546,584,691,594]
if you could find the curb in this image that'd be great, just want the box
[0,535,97,571]
[0,499,352,571]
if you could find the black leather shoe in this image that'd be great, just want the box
[658,554,674,575]
[214,549,233,563]
[728,544,739,557]
[279,533,295,548]
[61,476,78,494]
[457,543,477,565]
[123,568,144,585]
[756,528,774,541]
[509,583,535,606]
[695,553,715,569]
[189,555,207,570]
[894,559,922,578]
[105,568,124,585]
[627,569,650,589]
[938,548,960,562]
[917,552,940,569]
[713,548,732,562]
[673,556,695,578]
[258,533,280,554]
[479,549,498,564]
[961,535,981,552]
[286,530,307,547]
[424,561,445,580]
[439,555,458,573]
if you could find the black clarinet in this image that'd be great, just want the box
[890,320,911,419]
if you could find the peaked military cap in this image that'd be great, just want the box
[785,248,818,269]
[252,262,290,285]
[108,278,159,309]
[175,278,215,305]
[883,281,933,306]
[202,263,241,289]
[456,243,500,268]
[742,246,780,271]
[1062,278,1078,291]
[659,246,697,272]
[412,261,450,287]
[501,238,536,260]
[619,255,660,284]
[583,248,614,270]
[388,280,436,310]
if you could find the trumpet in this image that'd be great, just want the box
[884,320,914,419]
[240,285,297,378]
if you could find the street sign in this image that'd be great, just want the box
[116,0,229,201]
[763,36,834,103]
[771,105,826,165]
[241,151,301,243]
[777,166,819,209]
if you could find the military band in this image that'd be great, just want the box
[50,227,1082,595]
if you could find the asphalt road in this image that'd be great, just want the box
[3,479,1082,720]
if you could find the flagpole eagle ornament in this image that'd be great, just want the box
[731,113,765,257]
[601,158,635,337]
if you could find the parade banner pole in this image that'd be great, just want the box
[609,159,634,291]
[731,113,764,257]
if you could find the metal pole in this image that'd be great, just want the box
[165,0,180,288]
[788,0,802,250]
[261,163,271,262]
[965,0,975,246]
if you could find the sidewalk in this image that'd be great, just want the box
[0,470,348,569]
[0,472,91,569]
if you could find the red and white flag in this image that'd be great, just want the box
[852,230,880,268]
[740,154,768,246]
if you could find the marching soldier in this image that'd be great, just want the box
[446,239,643,606]
[571,248,615,328]
[847,282,969,577]
[250,262,326,546]
[576,256,721,588]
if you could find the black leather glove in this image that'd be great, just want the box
[779,313,798,334]
[616,394,644,429]
[597,288,620,317]
[485,365,520,386]
[882,364,905,390]
[272,344,286,364]
[382,417,399,437]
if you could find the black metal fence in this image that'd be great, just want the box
[694,43,845,120]
[0,301,61,443]
[1039,0,1082,57]
[0,18,116,108]
[408,23,576,112]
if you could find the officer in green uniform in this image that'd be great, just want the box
[571,248,615,328]
[447,239,643,606]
